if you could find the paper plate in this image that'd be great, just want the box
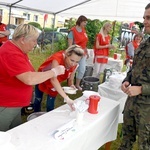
[63,87,77,94]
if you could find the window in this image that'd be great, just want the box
[33,15,38,22]
[27,14,30,20]
[0,9,3,15]
[23,13,27,20]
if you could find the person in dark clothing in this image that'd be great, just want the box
[118,3,150,150]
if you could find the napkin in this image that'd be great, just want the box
[74,100,89,113]
[54,119,77,140]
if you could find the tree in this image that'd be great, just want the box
[64,18,76,30]
[28,22,42,30]
[86,19,102,48]
[65,18,121,49]
[134,21,144,31]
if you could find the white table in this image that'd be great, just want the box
[118,47,125,54]
[86,49,123,72]
[105,58,123,72]
[86,49,95,66]
[7,96,120,150]
[98,83,127,123]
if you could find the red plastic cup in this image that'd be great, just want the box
[114,53,117,60]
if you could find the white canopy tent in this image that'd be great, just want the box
[0,0,150,22]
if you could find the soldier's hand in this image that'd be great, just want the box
[121,81,130,93]
[126,86,142,97]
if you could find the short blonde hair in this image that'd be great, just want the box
[65,45,84,57]
[12,24,39,40]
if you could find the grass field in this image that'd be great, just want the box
[21,46,138,150]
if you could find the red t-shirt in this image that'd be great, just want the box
[0,23,8,44]
[38,50,77,97]
[125,40,139,59]
[94,33,110,63]
[71,27,88,54]
[0,41,35,107]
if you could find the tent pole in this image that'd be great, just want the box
[111,20,116,44]
[8,6,12,28]
[51,13,56,54]
[41,20,46,52]
[8,0,23,29]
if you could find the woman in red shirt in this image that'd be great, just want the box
[0,14,10,46]
[0,24,65,131]
[33,45,84,112]
[125,33,143,72]
[125,33,143,60]
[92,22,115,79]
[68,15,88,91]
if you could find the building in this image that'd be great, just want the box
[0,6,64,28]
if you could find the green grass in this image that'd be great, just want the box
[21,47,138,150]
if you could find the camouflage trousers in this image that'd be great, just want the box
[118,97,150,150]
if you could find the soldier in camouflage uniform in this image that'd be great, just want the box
[118,3,150,150]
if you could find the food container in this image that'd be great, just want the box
[62,87,77,94]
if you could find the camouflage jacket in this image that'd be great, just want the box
[123,37,150,104]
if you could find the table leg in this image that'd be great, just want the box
[105,142,112,150]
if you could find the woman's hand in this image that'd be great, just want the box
[108,44,116,49]
[64,96,75,111]
[70,85,77,89]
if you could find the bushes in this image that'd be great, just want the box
[28,22,42,30]
[31,19,122,57]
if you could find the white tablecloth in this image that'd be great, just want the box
[98,83,127,123]
[7,96,120,150]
